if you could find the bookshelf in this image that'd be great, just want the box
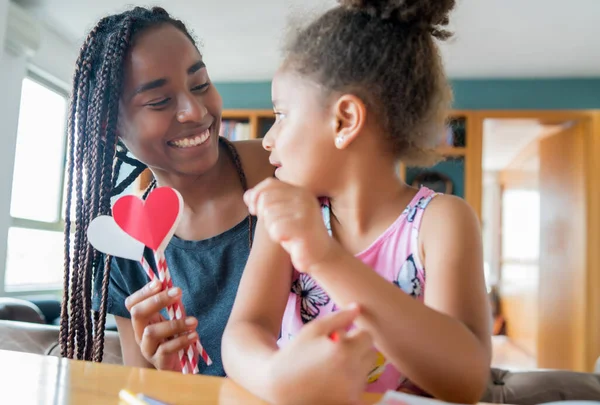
[399,112,474,206]
[220,109,478,210]
[138,109,478,212]
[220,109,275,140]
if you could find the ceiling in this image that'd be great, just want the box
[482,119,547,172]
[12,0,600,82]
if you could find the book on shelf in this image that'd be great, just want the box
[220,120,251,141]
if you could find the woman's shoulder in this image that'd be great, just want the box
[232,140,275,188]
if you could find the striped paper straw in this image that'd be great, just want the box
[153,249,212,369]
[139,255,192,374]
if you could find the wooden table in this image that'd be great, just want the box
[0,349,383,404]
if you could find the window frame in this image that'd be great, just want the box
[0,70,70,296]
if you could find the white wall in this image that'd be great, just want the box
[0,1,7,49]
[30,25,77,88]
[0,51,27,296]
[0,4,77,296]
[0,1,24,296]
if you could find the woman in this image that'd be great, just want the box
[60,6,273,376]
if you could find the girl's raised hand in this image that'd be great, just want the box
[244,178,335,273]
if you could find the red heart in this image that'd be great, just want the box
[113,187,182,251]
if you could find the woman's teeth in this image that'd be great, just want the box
[170,129,210,148]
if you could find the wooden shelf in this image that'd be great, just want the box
[220,109,470,199]
[222,109,274,139]
[438,146,467,156]
[222,109,273,119]
[220,109,471,145]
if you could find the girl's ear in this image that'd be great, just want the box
[332,94,367,150]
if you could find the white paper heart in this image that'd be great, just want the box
[87,215,145,261]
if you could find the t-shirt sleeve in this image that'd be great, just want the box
[92,254,150,319]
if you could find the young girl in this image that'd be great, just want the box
[222,0,491,403]
[60,6,273,375]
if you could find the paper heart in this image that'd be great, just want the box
[87,215,145,261]
[113,187,183,252]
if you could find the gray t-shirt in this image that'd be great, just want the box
[92,215,255,376]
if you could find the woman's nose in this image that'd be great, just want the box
[177,94,207,123]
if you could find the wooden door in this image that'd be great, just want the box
[537,121,588,371]
[498,141,540,359]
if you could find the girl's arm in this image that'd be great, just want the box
[223,191,377,405]
[221,217,293,395]
[309,195,491,403]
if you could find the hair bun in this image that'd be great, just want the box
[150,7,170,17]
[338,0,456,39]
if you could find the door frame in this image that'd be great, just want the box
[469,110,600,371]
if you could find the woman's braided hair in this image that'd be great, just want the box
[59,6,197,362]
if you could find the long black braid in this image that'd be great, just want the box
[60,7,200,362]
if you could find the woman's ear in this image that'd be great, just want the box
[332,94,367,150]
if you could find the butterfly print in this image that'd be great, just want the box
[320,200,332,236]
[291,273,331,323]
[406,195,435,223]
[394,254,422,298]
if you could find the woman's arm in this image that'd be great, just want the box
[222,217,293,394]
[115,316,153,368]
[309,195,491,403]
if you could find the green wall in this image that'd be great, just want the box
[216,78,600,197]
[406,158,465,198]
[216,78,600,110]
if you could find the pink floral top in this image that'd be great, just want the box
[278,187,439,393]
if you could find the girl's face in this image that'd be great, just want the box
[118,24,223,178]
[263,68,342,195]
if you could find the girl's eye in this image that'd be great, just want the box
[274,112,285,122]
[146,98,171,108]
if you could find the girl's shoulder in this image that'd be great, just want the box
[421,193,478,232]
[418,193,481,254]
[423,192,474,215]
[231,140,275,188]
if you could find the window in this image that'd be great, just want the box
[4,74,68,292]
[501,189,540,262]
[500,189,540,292]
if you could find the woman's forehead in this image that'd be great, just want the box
[126,25,201,81]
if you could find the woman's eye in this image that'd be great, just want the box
[191,83,210,93]
[146,98,171,108]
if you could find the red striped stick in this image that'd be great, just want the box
[153,249,212,369]
[140,256,192,373]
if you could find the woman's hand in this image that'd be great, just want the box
[125,280,199,371]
